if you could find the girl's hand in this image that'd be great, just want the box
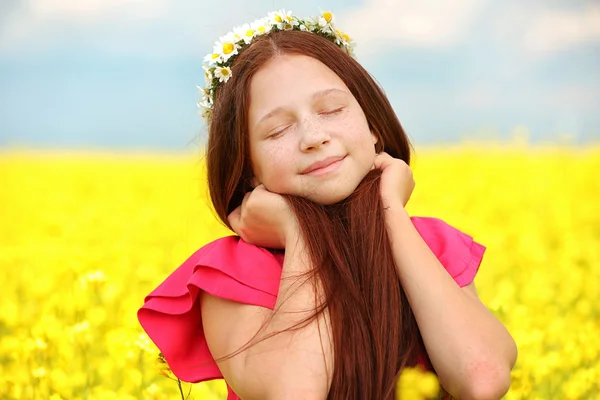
[227,184,298,249]
[372,152,415,211]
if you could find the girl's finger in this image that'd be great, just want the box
[372,152,394,170]
[241,190,252,207]
[227,205,242,232]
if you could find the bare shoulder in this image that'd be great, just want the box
[460,281,479,302]
[200,292,270,353]
[200,292,271,395]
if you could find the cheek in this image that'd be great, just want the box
[252,142,297,188]
[343,121,377,165]
[342,119,375,150]
[336,109,371,143]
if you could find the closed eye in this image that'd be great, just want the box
[267,125,291,139]
[321,107,344,115]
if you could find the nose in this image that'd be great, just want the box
[300,120,331,152]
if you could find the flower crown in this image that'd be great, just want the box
[197,9,356,122]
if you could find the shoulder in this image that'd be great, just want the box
[137,235,283,386]
[410,216,487,287]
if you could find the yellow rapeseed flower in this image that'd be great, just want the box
[1,144,599,398]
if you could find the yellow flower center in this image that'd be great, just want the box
[275,15,282,22]
[211,53,219,60]
[343,33,350,41]
[323,12,332,22]
[223,43,234,54]
[257,26,265,33]
[245,29,255,37]
[221,68,230,76]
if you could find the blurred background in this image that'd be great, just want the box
[1,0,599,150]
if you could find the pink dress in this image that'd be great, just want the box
[138,216,486,400]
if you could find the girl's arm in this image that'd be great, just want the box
[201,231,332,400]
[386,207,517,400]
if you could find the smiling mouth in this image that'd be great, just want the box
[301,156,346,176]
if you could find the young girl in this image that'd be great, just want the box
[138,10,517,400]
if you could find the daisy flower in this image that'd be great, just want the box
[202,66,214,86]
[251,17,273,36]
[318,11,335,33]
[334,29,352,47]
[231,27,244,43]
[345,44,356,57]
[197,86,212,106]
[197,99,208,109]
[213,32,240,62]
[268,9,296,30]
[214,66,233,83]
[203,52,221,66]
[302,17,317,32]
[200,107,212,121]
[234,23,256,44]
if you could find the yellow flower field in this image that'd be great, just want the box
[1,142,599,399]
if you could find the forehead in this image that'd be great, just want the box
[247,54,349,121]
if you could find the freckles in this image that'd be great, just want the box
[335,110,369,139]
[339,121,370,144]
[260,144,295,180]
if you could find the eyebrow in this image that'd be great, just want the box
[254,88,348,130]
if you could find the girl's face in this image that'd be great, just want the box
[247,54,378,205]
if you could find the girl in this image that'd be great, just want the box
[138,10,517,400]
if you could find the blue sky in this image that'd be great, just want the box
[0,0,599,150]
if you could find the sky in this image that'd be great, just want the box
[0,0,599,151]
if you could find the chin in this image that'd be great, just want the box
[304,183,359,205]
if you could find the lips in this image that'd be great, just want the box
[300,155,346,174]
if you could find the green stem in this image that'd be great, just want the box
[177,378,185,400]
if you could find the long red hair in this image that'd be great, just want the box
[206,30,445,399]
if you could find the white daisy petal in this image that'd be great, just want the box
[317,11,335,33]
[269,9,295,30]
[251,18,272,36]
[203,52,221,66]
[214,66,233,83]
[214,32,240,62]
[197,99,211,109]
[202,66,214,85]
[234,23,256,44]
[231,26,245,44]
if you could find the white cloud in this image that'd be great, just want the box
[489,2,600,60]
[338,1,600,60]
[522,4,600,55]
[27,0,166,20]
[0,0,167,54]
[337,0,485,56]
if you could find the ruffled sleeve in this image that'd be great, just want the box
[137,236,283,385]
[138,218,486,388]
[410,216,486,287]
